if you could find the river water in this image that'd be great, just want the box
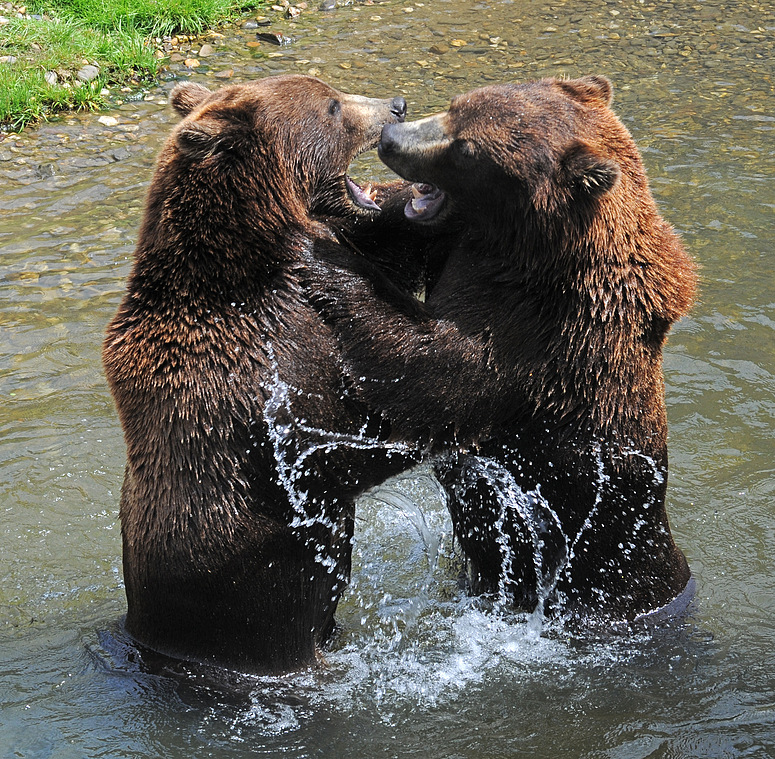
[1,0,773,756]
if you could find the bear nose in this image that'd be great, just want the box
[379,123,400,155]
[390,97,407,122]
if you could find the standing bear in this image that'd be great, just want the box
[103,75,426,674]
[310,76,697,626]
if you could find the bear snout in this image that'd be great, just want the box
[390,97,407,123]
[378,115,451,183]
[379,122,401,157]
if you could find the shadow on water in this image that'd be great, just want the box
[1,0,774,756]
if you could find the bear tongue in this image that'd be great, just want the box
[405,183,446,221]
[345,176,381,210]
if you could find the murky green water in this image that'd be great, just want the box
[1,0,774,756]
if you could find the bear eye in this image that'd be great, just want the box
[328,99,341,117]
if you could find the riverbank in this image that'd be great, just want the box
[0,0,272,132]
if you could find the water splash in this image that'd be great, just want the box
[459,443,671,623]
[324,470,579,712]
[262,349,415,578]
[257,360,682,716]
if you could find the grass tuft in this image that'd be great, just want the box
[1,0,267,131]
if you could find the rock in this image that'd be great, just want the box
[77,64,100,82]
[429,43,449,55]
[98,115,119,127]
[198,43,215,57]
[214,68,233,79]
[169,52,184,62]
[0,55,17,64]
[184,58,200,68]
[319,0,336,9]
[257,31,293,46]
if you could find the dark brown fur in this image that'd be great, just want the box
[103,76,422,673]
[309,76,697,624]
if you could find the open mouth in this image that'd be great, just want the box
[404,183,446,222]
[345,175,381,211]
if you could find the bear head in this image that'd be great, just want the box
[163,76,407,233]
[378,75,628,229]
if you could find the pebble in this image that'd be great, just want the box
[76,64,100,82]
[97,115,118,126]
[0,55,17,64]
[198,43,215,57]
[184,58,200,68]
[44,70,57,85]
[214,69,233,78]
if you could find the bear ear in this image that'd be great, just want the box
[175,112,256,160]
[175,118,221,158]
[170,82,212,117]
[557,75,613,106]
[559,141,621,199]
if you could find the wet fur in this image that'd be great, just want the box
[103,76,424,673]
[309,76,697,624]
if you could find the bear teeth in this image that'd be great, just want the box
[404,183,446,221]
[363,183,377,202]
[411,183,436,199]
[345,176,381,210]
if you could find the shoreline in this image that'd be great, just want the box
[0,0,302,133]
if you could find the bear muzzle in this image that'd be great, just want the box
[378,115,451,178]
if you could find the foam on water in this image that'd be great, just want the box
[192,372,688,734]
[307,473,591,714]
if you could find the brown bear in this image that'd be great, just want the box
[308,76,697,627]
[103,75,430,674]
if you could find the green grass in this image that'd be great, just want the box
[37,0,261,38]
[0,0,266,131]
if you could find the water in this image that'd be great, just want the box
[1,0,774,755]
